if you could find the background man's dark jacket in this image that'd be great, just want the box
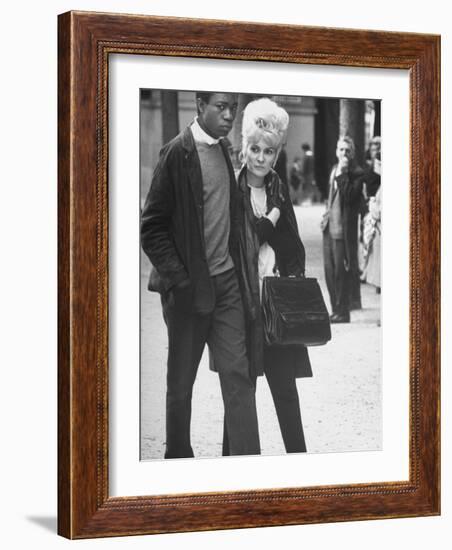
[141,126,240,315]
[323,164,364,271]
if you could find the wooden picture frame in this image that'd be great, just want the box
[58,10,440,539]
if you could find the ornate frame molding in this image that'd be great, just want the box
[58,11,440,538]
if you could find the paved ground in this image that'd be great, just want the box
[140,204,381,460]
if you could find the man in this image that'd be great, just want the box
[321,136,363,323]
[141,91,261,459]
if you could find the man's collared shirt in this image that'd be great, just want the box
[190,117,221,145]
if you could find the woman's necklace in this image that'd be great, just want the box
[249,185,267,218]
[245,170,267,217]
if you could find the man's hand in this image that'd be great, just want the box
[168,279,193,312]
[320,211,329,232]
[338,156,349,174]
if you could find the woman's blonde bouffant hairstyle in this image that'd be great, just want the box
[241,98,289,160]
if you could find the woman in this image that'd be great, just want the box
[363,187,381,292]
[359,137,381,282]
[223,98,312,455]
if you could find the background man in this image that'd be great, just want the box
[141,91,261,459]
[321,136,363,323]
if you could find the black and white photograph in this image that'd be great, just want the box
[140,89,382,460]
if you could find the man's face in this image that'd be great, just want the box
[197,93,238,139]
[336,140,354,162]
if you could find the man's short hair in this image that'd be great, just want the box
[195,91,215,114]
[195,91,214,104]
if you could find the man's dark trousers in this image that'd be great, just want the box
[323,231,350,317]
[162,268,261,458]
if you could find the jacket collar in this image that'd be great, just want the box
[237,164,277,191]
[181,125,197,153]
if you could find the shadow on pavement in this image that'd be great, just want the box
[26,516,57,533]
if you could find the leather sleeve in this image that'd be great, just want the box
[254,216,276,245]
[269,175,306,276]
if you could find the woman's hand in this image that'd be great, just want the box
[266,207,280,226]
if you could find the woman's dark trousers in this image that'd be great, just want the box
[223,347,306,455]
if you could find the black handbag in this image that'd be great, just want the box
[262,276,331,347]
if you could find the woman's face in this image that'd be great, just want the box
[245,138,278,178]
[369,143,380,160]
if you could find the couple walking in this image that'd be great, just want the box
[141,92,311,459]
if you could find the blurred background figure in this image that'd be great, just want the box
[362,188,381,321]
[363,136,381,198]
[359,136,381,283]
[289,156,302,205]
[299,143,320,204]
[274,143,288,186]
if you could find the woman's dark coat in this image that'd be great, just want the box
[235,166,312,380]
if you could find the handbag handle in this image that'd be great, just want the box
[273,262,306,279]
